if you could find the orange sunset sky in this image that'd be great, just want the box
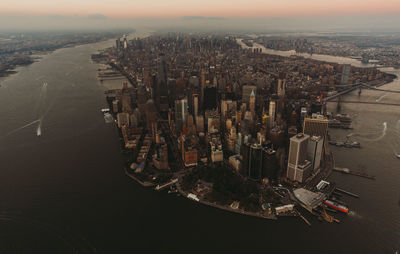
[1,0,400,18]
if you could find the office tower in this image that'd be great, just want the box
[112,99,120,113]
[235,132,242,155]
[262,148,277,180]
[153,142,168,170]
[175,98,188,134]
[341,64,351,86]
[180,135,198,167]
[123,37,127,49]
[196,115,204,133]
[115,38,121,51]
[201,70,206,109]
[207,112,220,133]
[287,133,312,183]
[249,89,255,115]
[129,114,139,128]
[249,144,263,180]
[303,117,329,139]
[277,79,286,98]
[156,54,169,113]
[210,133,223,163]
[221,100,237,118]
[241,142,251,176]
[204,87,217,110]
[307,135,323,170]
[145,100,158,131]
[193,94,199,120]
[187,114,196,135]
[121,92,132,113]
[117,113,130,128]
[269,101,276,126]
[226,125,236,152]
[242,85,257,104]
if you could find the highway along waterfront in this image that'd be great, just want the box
[0,32,398,253]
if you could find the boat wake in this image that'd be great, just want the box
[3,82,52,138]
[351,122,387,142]
[348,211,363,219]
[36,120,42,137]
[376,93,387,102]
[3,119,40,137]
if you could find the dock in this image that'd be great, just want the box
[333,167,375,180]
[335,188,360,198]
[155,178,178,191]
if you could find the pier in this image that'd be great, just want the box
[155,178,178,191]
[335,188,360,198]
[333,167,375,180]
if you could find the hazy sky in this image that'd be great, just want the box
[2,0,400,18]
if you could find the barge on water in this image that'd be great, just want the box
[324,200,349,213]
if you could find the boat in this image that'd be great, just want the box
[323,200,349,213]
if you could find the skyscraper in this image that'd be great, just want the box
[307,135,323,170]
[175,98,188,135]
[277,79,286,98]
[287,133,312,183]
[303,117,329,139]
[242,85,257,105]
[193,94,199,121]
[249,144,263,180]
[269,100,276,127]
[156,54,169,113]
[200,70,206,110]
[249,89,255,115]
[341,64,351,86]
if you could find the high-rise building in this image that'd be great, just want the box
[241,142,251,176]
[204,87,217,110]
[262,148,277,180]
[175,98,188,134]
[269,101,276,127]
[201,70,206,109]
[277,79,286,98]
[235,132,242,155]
[303,117,329,139]
[117,113,130,128]
[341,64,351,86]
[249,144,263,180]
[153,142,168,170]
[193,94,199,121]
[249,89,255,115]
[156,54,169,113]
[121,93,132,113]
[221,100,237,118]
[242,85,257,105]
[287,133,312,183]
[307,135,323,170]
[196,115,204,133]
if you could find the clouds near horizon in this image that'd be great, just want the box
[1,0,400,18]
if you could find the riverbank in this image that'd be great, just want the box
[0,31,132,79]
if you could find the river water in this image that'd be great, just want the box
[0,33,398,253]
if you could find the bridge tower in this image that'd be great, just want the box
[337,96,342,112]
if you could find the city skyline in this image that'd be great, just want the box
[1,0,400,18]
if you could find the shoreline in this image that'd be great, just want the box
[98,32,390,224]
[0,33,132,80]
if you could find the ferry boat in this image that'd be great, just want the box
[324,200,349,213]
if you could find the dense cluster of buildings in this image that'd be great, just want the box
[105,32,386,188]
[255,35,400,68]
